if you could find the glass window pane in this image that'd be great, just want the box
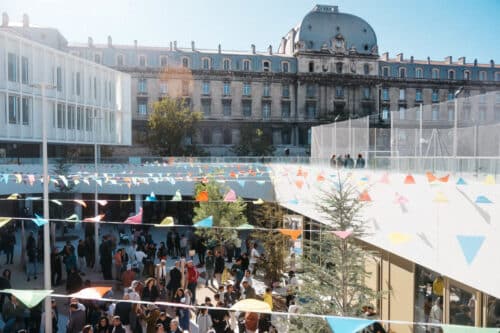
[449,284,476,326]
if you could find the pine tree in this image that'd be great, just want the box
[292,175,379,332]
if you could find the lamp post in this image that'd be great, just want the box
[31,82,56,333]
[453,87,464,172]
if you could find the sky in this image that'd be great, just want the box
[3,0,500,63]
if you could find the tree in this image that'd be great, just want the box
[292,175,380,332]
[147,97,203,156]
[193,178,247,248]
[232,126,275,156]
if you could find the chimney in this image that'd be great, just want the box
[474,59,478,66]
[22,13,29,28]
[218,44,221,54]
[169,41,173,51]
[381,52,389,61]
[427,56,431,64]
[444,56,452,64]
[458,57,466,65]
[191,41,195,51]
[490,59,495,67]
[396,53,403,62]
[107,35,112,47]
[251,44,256,54]
[88,37,93,47]
[174,41,177,50]
[1,12,8,27]
[267,45,272,55]
[410,56,414,63]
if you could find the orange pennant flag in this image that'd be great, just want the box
[439,175,449,183]
[404,174,416,184]
[278,229,302,240]
[196,191,209,202]
[297,168,303,177]
[316,174,325,182]
[229,171,237,178]
[426,172,437,183]
[359,190,372,202]
[295,179,304,189]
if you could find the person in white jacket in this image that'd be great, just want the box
[196,308,213,333]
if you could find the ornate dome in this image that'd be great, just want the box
[283,5,378,55]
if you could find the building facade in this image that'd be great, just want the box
[1,5,500,158]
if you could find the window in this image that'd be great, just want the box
[363,87,371,99]
[201,99,211,116]
[464,70,471,80]
[109,113,115,134]
[160,56,168,67]
[336,86,345,98]
[263,61,270,72]
[382,88,389,101]
[432,105,439,120]
[223,128,232,144]
[399,106,406,120]
[137,100,148,115]
[262,102,271,119]
[223,59,231,71]
[308,61,314,73]
[382,106,389,120]
[182,81,189,96]
[20,97,30,125]
[67,105,75,129]
[94,54,101,64]
[282,84,290,98]
[495,107,500,121]
[432,89,439,102]
[336,62,343,74]
[242,101,252,117]
[447,89,454,101]
[56,67,62,92]
[57,103,65,128]
[223,81,231,96]
[382,66,389,77]
[202,128,211,144]
[77,107,84,130]
[448,70,455,80]
[399,67,406,78]
[8,53,18,82]
[306,102,316,119]
[243,59,251,71]
[282,101,291,118]
[298,127,310,145]
[243,82,251,96]
[263,82,271,97]
[416,89,423,102]
[479,107,487,121]
[479,71,487,81]
[85,108,93,131]
[448,105,454,121]
[8,96,20,124]
[117,54,124,66]
[21,57,29,84]
[495,72,500,81]
[432,68,439,79]
[363,63,370,75]
[76,72,81,96]
[223,100,231,116]
[182,57,189,68]
[202,58,210,70]
[399,88,406,101]
[281,128,292,145]
[306,84,316,98]
[415,68,423,78]
[282,62,289,73]
[138,79,147,93]
[160,82,167,94]
[202,81,210,95]
[139,55,146,67]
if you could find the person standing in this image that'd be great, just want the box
[205,250,215,288]
[67,302,86,333]
[26,231,38,281]
[4,229,15,265]
[114,295,132,333]
[249,243,260,275]
[51,247,62,286]
[355,153,366,168]
[114,249,123,281]
[100,236,113,280]
[166,261,182,301]
[85,236,95,269]
[186,261,199,304]
[214,251,225,288]
[77,239,87,274]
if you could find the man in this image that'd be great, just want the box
[4,230,15,265]
[114,294,132,332]
[186,260,199,304]
[157,242,167,260]
[240,270,253,289]
[99,235,113,280]
[180,235,188,259]
[51,246,63,286]
[167,319,182,333]
[156,312,172,332]
[355,153,366,168]
[111,315,126,333]
[224,284,238,307]
[155,259,168,286]
[241,280,256,300]
[26,231,38,281]
[214,251,225,288]
[67,302,86,333]
[77,239,87,274]
[114,249,123,281]
[122,264,136,290]
[2,295,24,333]
[231,258,244,291]
[243,312,259,333]
[166,261,182,301]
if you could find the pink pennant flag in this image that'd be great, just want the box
[224,189,237,202]
[83,214,105,222]
[124,208,142,224]
[332,230,352,239]
[394,192,409,205]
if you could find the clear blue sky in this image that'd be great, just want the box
[4,0,500,63]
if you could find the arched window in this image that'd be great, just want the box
[415,68,423,78]
[202,58,210,70]
[182,57,189,68]
[243,59,251,71]
[448,69,455,80]
[399,67,406,78]
[223,58,231,71]
[463,70,471,80]
[282,62,289,73]
[363,63,370,75]
[308,61,314,73]
[263,60,271,72]
[116,54,124,66]
[336,62,343,74]
[432,68,439,79]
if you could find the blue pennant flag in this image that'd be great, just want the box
[145,192,157,202]
[326,316,375,333]
[237,180,246,188]
[288,199,299,205]
[475,195,493,204]
[456,235,485,265]
[32,214,48,227]
[194,216,213,228]
[456,177,467,185]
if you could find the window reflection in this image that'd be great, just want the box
[449,284,475,326]
[414,265,443,333]
[486,296,500,328]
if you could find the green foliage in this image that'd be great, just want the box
[147,97,203,156]
[193,178,247,246]
[231,126,275,156]
[293,175,379,332]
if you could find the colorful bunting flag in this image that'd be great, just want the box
[278,229,302,240]
[288,199,299,205]
[236,223,255,230]
[475,195,493,204]
[252,198,264,205]
[332,230,352,239]
[171,190,182,201]
[124,208,142,224]
[32,214,48,227]
[389,232,411,244]
[157,216,174,227]
[196,191,209,202]
[70,287,112,299]
[0,217,12,228]
[194,216,213,228]
[325,316,374,333]
[456,177,467,185]
[97,200,108,207]
[484,175,495,185]
[433,192,449,203]
[404,174,416,184]
[51,199,63,206]
[74,199,87,208]
[359,190,372,202]
[316,174,325,182]
[442,324,499,333]
[237,180,246,188]
[426,172,438,183]
[7,193,20,200]
[224,189,237,202]
[83,214,105,222]
[295,179,304,189]
[145,192,157,202]
[65,214,79,222]
[2,289,53,308]
[456,235,485,265]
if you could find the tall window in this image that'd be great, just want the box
[160,56,168,67]
[432,68,439,79]
[432,89,439,102]
[415,68,423,78]
[223,81,231,96]
[464,70,471,80]
[160,82,167,94]
[363,63,370,75]
[202,81,210,95]
[243,60,251,71]
[399,88,406,100]
[382,88,389,101]
[336,62,343,74]
[242,101,252,117]
[21,57,29,84]
[281,128,292,145]
[308,61,314,73]
[382,67,389,77]
[117,54,124,66]
[21,97,30,125]
[281,101,291,118]
[282,62,289,73]
[382,106,389,120]
[139,55,146,67]
[202,58,210,70]
[335,86,344,98]
[306,84,316,98]
[447,89,454,100]
[479,71,487,81]
[416,89,423,102]
[262,102,271,119]
[182,81,189,96]
[223,59,231,71]
[432,105,439,120]
[57,103,65,128]
[495,72,500,81]
[447,105,454,121]
[448,70,455,80]
[306,102,316,119]
[243,82,251,96]
[138,79,147,93]
[8,96,19,124]
[223,100,231,116]
[94,54,101,64]
[182,57,189,68]
[399,106,406,120]
[76,72,81,96]
[8,53,18,82]
[399,67,406,78]
[67,105,75,129]
[137,100,148,115]
[77,107,84,130]
[282,84,290,98]
[263,61,270,72]
[201,99,211,116]
[85,108,93,131]
[363,87,371,99]
[263,82,271,97]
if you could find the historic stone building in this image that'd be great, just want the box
[1,5,499,158]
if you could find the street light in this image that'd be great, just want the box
[453,86,464,172]
[31,82,56,333]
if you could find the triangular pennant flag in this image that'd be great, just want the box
[237,180,246,188]
[26,197,41,201]
[394,193,409,205]
[7,193,20,200]
[426,172,437,183]
[157,216,174,227]
[442,324,500,333]
[15,174,22,183]
[83,214,105,222]
[475,195,493,204]
[332,230,352,239]
[2,289,53,308]
[51,199,63,206]
[194,216,213,228]
[237,223,255,230]
[278,229,302,240]
[288,199,299,205]
[456,235,485,265]
[32,214,48,227]
[224,189,237,202]
[65,214,80,222]
[404,174,416,184]
[145,192,157,202]
[325,316,374,333]
[389,232,411,244]
[484,175,495,185]
[295,179,304,189]
[124,208,142,224]
[439,175,449,183]
[2,174,8,184]
[196,191,209,202]
[252,198,264,205]
[0,217,12,228]
[28,174,36,186]
[316,174,325,182]
[433,191,449,203]
[359,190,372,202]
[121,195,132,202]
[456,177,467,185]
[171,190,182,201]
[71,287,112,299]
[74,199,87,208]
[97,200,108,207]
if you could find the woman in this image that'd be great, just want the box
[94,316,112,333]
[142,278,159,302]
[82,324,94,333]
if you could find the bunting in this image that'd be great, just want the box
[456,235,485,265]
[278,229,302,240]
[194,216,213,228]
[1,289,53,308]
[325,316,374,333]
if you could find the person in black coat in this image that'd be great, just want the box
[114,295,132,328]
[4,230,15,265]
[142,278,160,302]
[66,267,84,294]
[99,236,113,280]
[166,262,182,301]
[214,251,225,288]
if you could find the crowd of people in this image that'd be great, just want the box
[329,153,366,169]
